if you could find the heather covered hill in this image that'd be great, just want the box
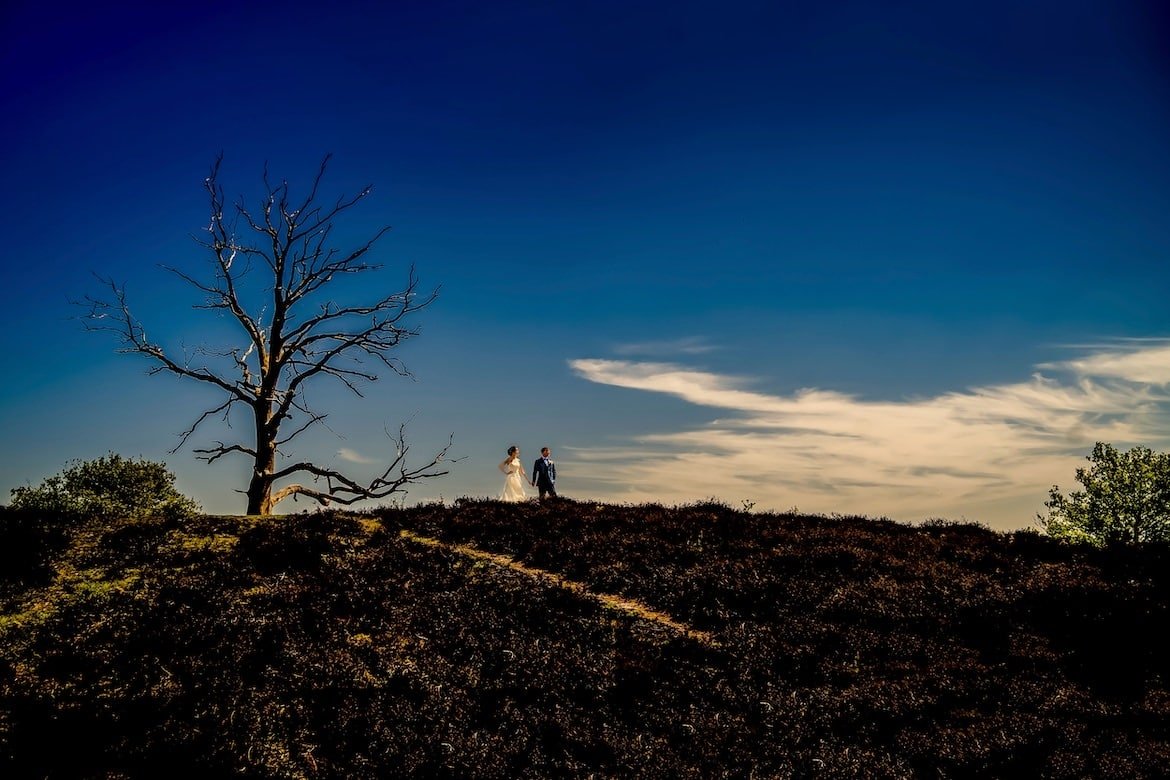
[1,500,1167,778]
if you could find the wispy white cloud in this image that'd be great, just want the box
[611,336,717,357]
[567,343,1170,529]
[336,447,378,465]
[1040,340,1170,385]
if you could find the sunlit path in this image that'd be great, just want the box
[398,528,718,647]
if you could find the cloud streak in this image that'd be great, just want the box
[567,343,1170,529]
[1041,340,1170,385]
[610,336,718,357]
[336,448,378,465]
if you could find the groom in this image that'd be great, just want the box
[532,447,558,500]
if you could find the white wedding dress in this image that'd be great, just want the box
[499,457,528,502]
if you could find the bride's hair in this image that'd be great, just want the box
[507,445,518,456]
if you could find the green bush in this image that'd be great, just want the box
[9,453,200,522]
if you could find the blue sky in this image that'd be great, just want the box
[1,0,1167,530]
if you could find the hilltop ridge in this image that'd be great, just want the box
[1,499,1167,777]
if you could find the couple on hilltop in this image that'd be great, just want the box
[498,445,557,502]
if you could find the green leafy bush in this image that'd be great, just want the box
[9,453,199,522]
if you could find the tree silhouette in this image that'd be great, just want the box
[81,155,451,515]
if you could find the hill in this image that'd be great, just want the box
[1,499,1168,777]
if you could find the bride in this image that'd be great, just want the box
[498,445,532,502]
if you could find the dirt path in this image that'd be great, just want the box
[398,529,717,647]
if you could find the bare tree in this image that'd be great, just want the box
[81,155,452,515]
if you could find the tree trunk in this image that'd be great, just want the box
[246,399,277,515]
[245,466,274,515]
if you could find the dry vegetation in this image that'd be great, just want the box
[1,498,1167,777]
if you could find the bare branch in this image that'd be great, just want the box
[284,265,434,349]
[293,154,332,222]
[77,275,251,402]
[275,408,329,447]
[288,185,375,245]
[269,429,457,506]
[193,442,259,464]
[172,397,236,453]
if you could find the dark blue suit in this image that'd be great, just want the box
[532,456,557,499]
